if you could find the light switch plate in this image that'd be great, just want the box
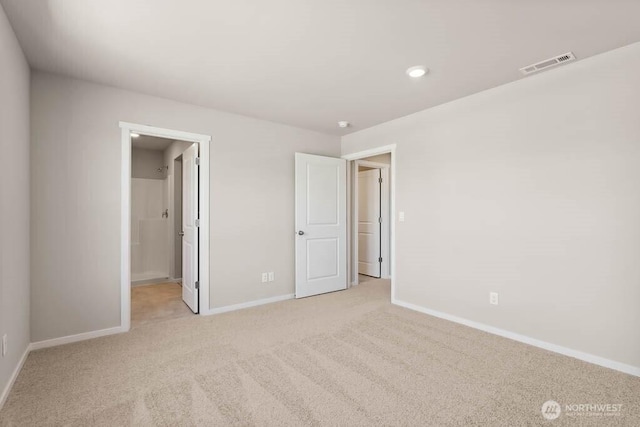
[399,211,405,222]
[268,272,275,282]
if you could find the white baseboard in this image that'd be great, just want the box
[203,294,295,316]
[393,298,640,378]
[0,344,31,410]
[30,326,128,351]
[1,326,128,409]
[0,293,293,408]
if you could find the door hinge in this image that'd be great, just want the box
[378,177,382,183]
[195,219,200,227]
[195,157,200,166]
[195,281,199,290]
[379,257,383,263]
[378,217,382,224]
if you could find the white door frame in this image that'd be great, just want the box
[354,160,390,279]
[119,122,211,330]
[342,144,396,301]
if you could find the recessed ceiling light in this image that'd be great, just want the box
[337,121,350,128]
[406,65,428,78]
[131,133,140,138]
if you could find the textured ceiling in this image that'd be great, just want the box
[3,0,640,135]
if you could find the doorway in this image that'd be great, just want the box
[293,145,396,300]
[120,122,211,331]
[344,145,396,294]
[129,135,196,327]
[356,156,390,280]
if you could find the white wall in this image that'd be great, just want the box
[131,147,165,180]
[131,147,169,282]
[30,72,340,342]
[342,42,640,369]
[130,178,168,282]
[163,141,192,182]
[0,3,30,402]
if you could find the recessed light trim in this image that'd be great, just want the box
[131,133,140,138]
[406,65,428,78]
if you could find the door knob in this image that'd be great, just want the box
[297,230,305,235]
[179,231,184,236]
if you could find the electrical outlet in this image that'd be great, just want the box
[2,334,7,357]
[489,292,499,305]
[268,272,275,282]
[261,273,268,283]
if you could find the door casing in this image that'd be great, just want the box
[120,122,211,331]
[343,145,396,299]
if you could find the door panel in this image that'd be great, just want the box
[307,164,339,225]
[182,143,199,313]
[307,238,339,280]
[358,169,381,277]
[295,153,347,298]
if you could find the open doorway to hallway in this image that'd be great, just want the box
[356,153,391,280]
[344,146,395,292]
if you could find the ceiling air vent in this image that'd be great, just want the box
[519,52,576,75]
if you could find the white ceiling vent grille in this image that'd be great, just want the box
[520,52,576,75]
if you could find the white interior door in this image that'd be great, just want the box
[358,169,381,277]
[295,153,347,298]
[182,143,199,313]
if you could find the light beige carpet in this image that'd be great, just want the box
[1,279,639,426]
[131,282,194,329]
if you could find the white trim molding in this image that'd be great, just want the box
[203,294,294,316]
[119,122,211,143]
[0,345,31,410]
[119,122,212,327]
[342,144,397,161]
[393,298,640,378]
[120,125,132,331]
[30,326,128,351]
[1,326,128,409]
